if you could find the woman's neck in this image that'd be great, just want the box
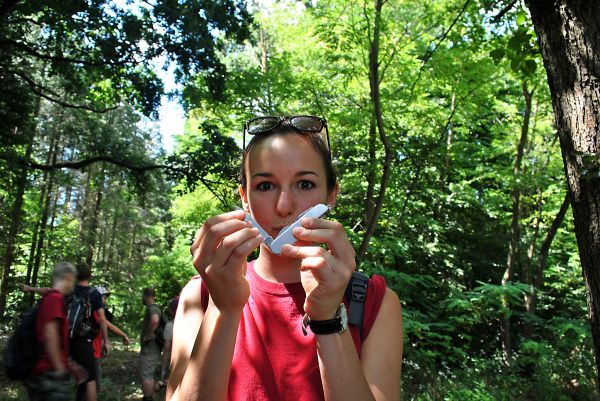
[254,244,302,283]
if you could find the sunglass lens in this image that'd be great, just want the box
[290,116,322,132]
[248,117,280,134]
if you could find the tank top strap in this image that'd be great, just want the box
[188,274,210,312]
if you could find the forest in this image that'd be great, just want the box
[1,0,599,400]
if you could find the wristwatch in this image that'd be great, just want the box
[302,303,348,336]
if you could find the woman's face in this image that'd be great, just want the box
[240,133,337,241]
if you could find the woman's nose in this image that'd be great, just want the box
[275,190,295,218]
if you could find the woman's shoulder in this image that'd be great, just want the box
[362,273,389,338]
[367,274,400,318]
[179,275,209,312]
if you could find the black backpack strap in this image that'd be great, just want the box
[345,271,369,340]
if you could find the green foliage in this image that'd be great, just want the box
[166,121,241,207]
[0,0,598,399]
[0,0,253,117]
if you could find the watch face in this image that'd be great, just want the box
[339,303,348,330]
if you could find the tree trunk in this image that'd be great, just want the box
[85,171,105,266]
[128,222,138,263]
[78,167,94,242]
[523,190,542,339]
[500,81,533,364]
[357,0,394,263]
[30,174,54,294]
[528,192,570,316]
[0,130,33,318]
[525,0,600,391]
[440,92,457,189]
[258,28,273,113]
[26,196,43,285]
[364,113,377,225]
[44,186,61,270]
[108,207,119,264]
[30,135,59,294]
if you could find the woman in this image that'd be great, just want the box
[167,115,403,401]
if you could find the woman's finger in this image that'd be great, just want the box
[280,244,327,260]
[300,217,340,230]
[191,220,250,273]
[294,220,355,259]
[209,227,261,269]
[223,234,264,269]
[191,210,247,250]
[299,255,339,282]
[198,219,250,254]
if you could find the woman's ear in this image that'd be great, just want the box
[326,182,339,206]
[239,184,250,212]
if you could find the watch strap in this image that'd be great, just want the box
[301,304,346,336]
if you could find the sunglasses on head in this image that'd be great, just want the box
[243,115,331,157]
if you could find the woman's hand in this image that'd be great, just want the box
[281,217,356,321]
[190,210,263,313]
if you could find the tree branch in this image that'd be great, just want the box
[8,69,117,113]
[1,153,170,173]
[492,0,518,23]
[409,0,472,95]
[1,153,233,208]
[0,39,111,67]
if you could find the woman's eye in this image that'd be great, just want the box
[256,182,274,191]
[297,180,315,190]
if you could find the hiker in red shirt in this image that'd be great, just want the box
[25,261,77,401]
[168,116,403,401]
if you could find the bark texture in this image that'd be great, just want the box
[526,0,600,389]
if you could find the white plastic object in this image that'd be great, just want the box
[269,204,329,254]
[236,204,330,254]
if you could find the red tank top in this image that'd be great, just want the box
[195,260,387,401]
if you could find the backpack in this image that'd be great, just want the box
[66,286,96,340]
[153,308,168,349]
[3,303,40,380]
[345,271,370,340]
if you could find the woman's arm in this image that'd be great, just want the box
[173,301,242,401]
[317,289,403,401]
[166,279,204,400]
[282,218,403,401]
[362,290,403,400]
[167,210,262,401]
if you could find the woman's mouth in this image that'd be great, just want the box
[271,225,288,238]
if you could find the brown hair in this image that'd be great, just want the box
[238,129,337,192]
[76,262,92,281]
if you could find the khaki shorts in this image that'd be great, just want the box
[139,346,161,381]
[25,371,72,401]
